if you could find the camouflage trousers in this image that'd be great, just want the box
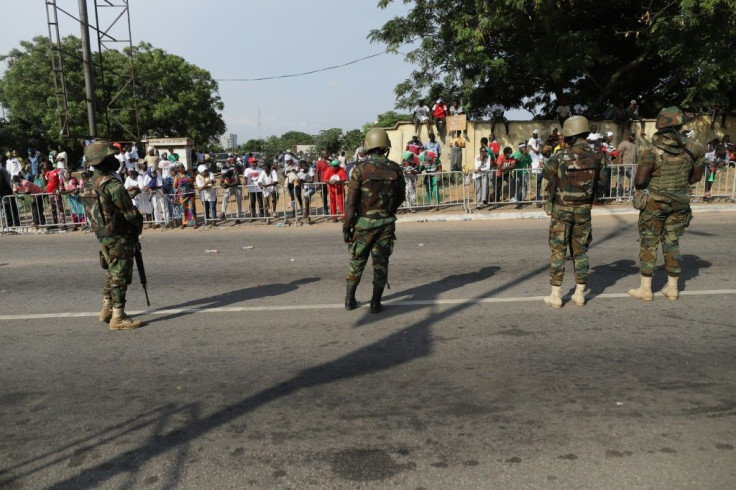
[548,205,592,286]
[346,223,395,288]
[100,236,136,308]
[637,194,691,277]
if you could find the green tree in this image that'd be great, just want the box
[278,131,315,151]
[362,110,413,134]
[313,128,343,155]
[341,129,363,156]
[370,0,736,118]
[0,36,225,157]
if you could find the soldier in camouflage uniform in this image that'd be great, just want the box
[80,141,145,330]
[542,116,607,307]
[343,128,406,313]
[628,107,704,301]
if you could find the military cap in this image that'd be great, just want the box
[655,107,685,129]
[85,140,118,166]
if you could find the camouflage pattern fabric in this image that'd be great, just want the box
[347,220,396,288]
[345,154,405,288]
[542,139,607,207]
[655,107,684,130]
[636,193,691,277]
[101,236,136,308]
[85,168,143,308]
[548,205,592,286]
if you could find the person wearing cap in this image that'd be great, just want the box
[324,159,347,221]
[600,131,617,198]
[124,168,153,224]
[244,157,264,219]
[196,164,218,226]
[490,103,509,135]
[315,150,332,216]
[143,166,168,227]
[401,151,420,212]
[473,146,492,209]
[528,130,543,203]
[542,115,607,308]
[405,135,423,156]
[615,131,637,201]
[628,107,704,302]
[512,142,532,207]
[432,98,448,135]
[79,140,144,330]
[219,163,242,224]
[283,154,303,218]
[43,161,67,229]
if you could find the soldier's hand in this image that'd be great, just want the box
[343,227,354,244]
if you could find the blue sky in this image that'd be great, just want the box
[1,0,526,143]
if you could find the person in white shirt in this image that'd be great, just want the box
[196,164,218,225]
[6,150,22,177]
[124,168,152,221]
[473,146,492,208]
[143,167,168,227]
[244,157,264,218]
[258,161,279,221]
[412,99,432,136]
[449,99,464,115]
[297,159,315,222]
[54,146,68,168]
[556,98,571,125]
[573,103,588,116]
[527,129,544,204]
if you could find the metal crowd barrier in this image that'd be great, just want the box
[468,169,549,209]
[1,192,88,234]
[399,170,466,213]
[690,165,735,202]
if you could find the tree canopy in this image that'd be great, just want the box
[369,0,736,119]
[0,36,225,155]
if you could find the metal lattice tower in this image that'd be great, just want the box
[45,0,71,137]
[93,0,140,141]
[44,0,140,140]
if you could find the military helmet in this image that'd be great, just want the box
[562,115,590,137]
[363,128,391,152]
[84,140,117,166]
[656,106,685,129]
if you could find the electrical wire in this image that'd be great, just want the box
[215,46,413,82]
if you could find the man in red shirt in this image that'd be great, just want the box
[12,175,46,227]
[405,135,423,155]
[315,149,331,216]
[432,98,448,135]
[43,162,67,228]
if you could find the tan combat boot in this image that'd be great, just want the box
[109,307,143,331]
[544,285,562,308]
[571,283,586,306]
[98,298,113,323]
[628,275,653,301]
[660,275,679,301]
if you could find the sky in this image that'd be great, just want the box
[0,0,425,143]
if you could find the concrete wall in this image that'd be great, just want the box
[383,114,731,167]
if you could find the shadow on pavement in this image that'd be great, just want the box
[144,277,321,325]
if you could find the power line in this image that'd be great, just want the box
[214,44,413,82]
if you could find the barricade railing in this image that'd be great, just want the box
[399,170,466,213]
[468,168,548,209]
[1,192,88,234]
[598,163,636,203]
[690,165,735,202]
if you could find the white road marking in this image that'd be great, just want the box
[1,289,735,321]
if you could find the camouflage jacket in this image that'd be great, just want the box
[543,139,607,207]
[81,169,143,240]
[638,129,704,198]
[346,154,406,228]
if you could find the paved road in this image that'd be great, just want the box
[1,213,735,489]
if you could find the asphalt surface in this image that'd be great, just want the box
[0,211,735,489]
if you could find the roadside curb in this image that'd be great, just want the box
[396,203,736,223]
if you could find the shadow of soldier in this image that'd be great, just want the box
[144,277,321,325]
[587,259,639,297]
[651,254,712,292]
[35,321,433,490]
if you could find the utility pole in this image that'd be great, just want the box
[79,0,97,137]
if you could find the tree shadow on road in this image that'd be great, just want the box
[144,277,321,325]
